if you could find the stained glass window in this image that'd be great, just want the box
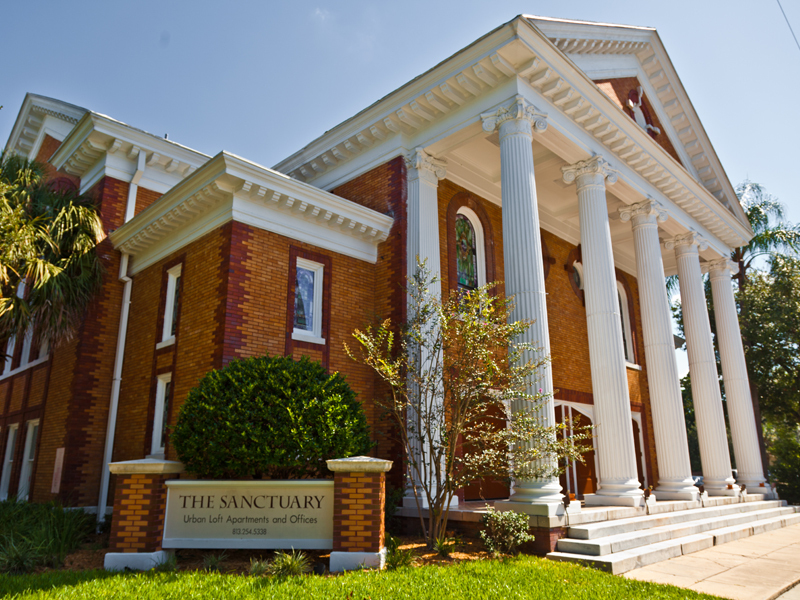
[456,214,478,291]
[294,266,315,332]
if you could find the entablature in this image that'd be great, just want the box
[109,152,394,274]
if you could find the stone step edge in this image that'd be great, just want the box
[547,512,800,575]
[568,500,787,540]
[557,507,797,556]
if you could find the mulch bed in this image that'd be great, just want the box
[50,534,491,574]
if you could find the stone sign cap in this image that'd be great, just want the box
[108,458,186,475]
[326,456,392,473]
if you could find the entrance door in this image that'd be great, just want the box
[556,404,597,500]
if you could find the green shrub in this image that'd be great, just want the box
[267,549,312,577]
[771,428,800,505]
[0,499,93,572]
[384,535,416,570]
[479,506,534,556]
[172,355,372,479]
[249,557,268,576]
[202,552,226,572]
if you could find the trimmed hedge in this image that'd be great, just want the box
[172,355,372,479]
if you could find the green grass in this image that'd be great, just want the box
[0,555,721,599]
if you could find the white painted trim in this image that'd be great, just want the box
[0,424,19,500]
[330,548,386,572]
[294,258,324,340]
[104,550,174,572]
[161,264,182,343]
[455,206,487,288]
[155,337,175,350]
[151,373,172,456]
[0,354,50,383]
[291,331,326,346]
[616,281,635,363]
[17,419,40,501]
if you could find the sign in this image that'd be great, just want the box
[162,479,334,549]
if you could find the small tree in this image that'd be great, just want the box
[347,262,589,547]
[172,355,372,479]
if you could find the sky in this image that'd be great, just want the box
[2,1,798,376]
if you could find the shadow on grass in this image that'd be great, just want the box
[0,569,123,597]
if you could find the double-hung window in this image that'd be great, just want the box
[292,258,325,345]
[151,373,172,456]
[0,425,18,500]
[17,420,39,501]
[157,264,182,349]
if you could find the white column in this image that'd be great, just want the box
[667,233,737,496]
[403,147,449,509]
[620,200,698,501]
[708,259,768,490]
[481,96,565,516]
[563,156,644,507]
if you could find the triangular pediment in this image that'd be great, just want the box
[525,15,750,230]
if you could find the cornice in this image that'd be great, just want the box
[110,152,394,272]
[50,112,210,195]
[4,93,87,158]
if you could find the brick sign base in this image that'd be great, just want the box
[103,456,392,572]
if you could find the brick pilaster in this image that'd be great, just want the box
[107,459,184,554]
[327,456,392,558]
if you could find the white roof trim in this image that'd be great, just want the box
[109,152,393,273]
[4,93,87,159]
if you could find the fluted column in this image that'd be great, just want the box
[620,200,698,501]
[403,148,448,509]
[667,233,737,496]
[481,96,565,516]
[708,259,767,490]
[563,156,644,507]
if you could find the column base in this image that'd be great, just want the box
[705,485,741,497]
[495,498,580,517]
[736,475,769,489]
[583,492,654,508]
[654,485,700,502]
[330,548,386,572]
[104,550,173,571]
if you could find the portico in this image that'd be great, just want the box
[274,15,771,511]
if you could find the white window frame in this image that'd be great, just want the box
[17,419,39,501]
[2,335,16,376]
[572,261,585,290]
[617,281,636,366]
[157,264,182,349]
[0,424,18,500]
[292,258,325,345]
[455,207,487,288]
[151,373,172,456]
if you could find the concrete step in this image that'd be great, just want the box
[557,506,797,556]
[567,499,787,540]
[547,509,800,575]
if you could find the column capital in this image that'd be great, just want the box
[619,198,668,227]
[705,258,739,279]
[664,231,708,254]
[405,147,446,184]
[562,155,618,188]
[480,95,548,136]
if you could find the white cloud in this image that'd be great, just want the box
[312,8,331,22]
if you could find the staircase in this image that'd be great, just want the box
[547,495,800,575]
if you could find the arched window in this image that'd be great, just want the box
[572,261,584,291]
[617,281,635,363]
[455,207,486,293]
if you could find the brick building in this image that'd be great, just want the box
[1,15,767,520]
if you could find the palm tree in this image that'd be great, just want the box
[0,153,103,353]
[734,181,800,288]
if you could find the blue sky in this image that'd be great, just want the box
[2,1,798,376]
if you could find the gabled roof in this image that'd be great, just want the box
[526,15,750,231]
[4,93,88,158]
[274,14,752,248]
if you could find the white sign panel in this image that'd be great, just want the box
[162,479,334,549]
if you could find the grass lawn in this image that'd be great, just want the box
[0,555,721,600]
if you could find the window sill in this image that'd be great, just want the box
[625,362,642,371]
[0,354,50,382]
[156,337,175,350]
[292,331,326,346]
